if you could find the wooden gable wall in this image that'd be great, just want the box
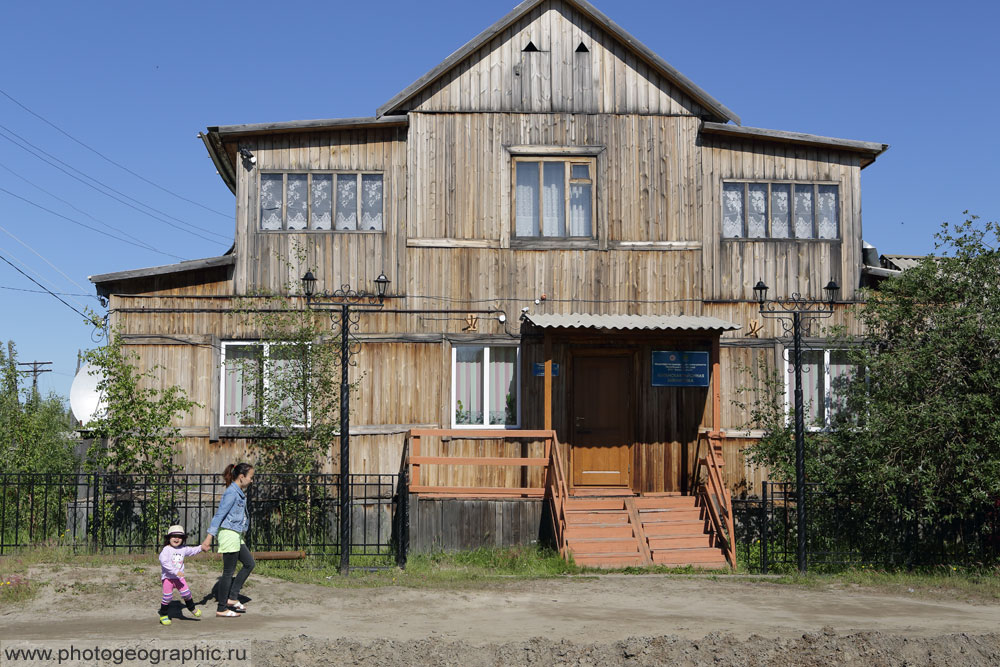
[403,0,706,117]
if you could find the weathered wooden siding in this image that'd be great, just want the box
[404,1,706,117]
[232,128,407,295]
[700,135,863,302]
[407,113,703,244]
[408,497,547,553]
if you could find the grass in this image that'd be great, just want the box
[0,574,35,604]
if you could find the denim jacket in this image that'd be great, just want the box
[207,483,249,536]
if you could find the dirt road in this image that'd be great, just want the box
[3,565,1000,665]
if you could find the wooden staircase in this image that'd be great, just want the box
[562,495,729,569]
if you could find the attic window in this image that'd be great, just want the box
[522,41,539,52]
[575,42,589,53]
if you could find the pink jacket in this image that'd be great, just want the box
[158,545,203,580]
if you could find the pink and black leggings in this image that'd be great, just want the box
[159,576,197,616]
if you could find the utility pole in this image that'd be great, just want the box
[17,361,53,395]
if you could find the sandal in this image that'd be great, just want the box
[216,609,240,618]
[159,615,171,626]
[228,601,246,612]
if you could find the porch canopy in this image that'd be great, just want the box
[521,313,740,432]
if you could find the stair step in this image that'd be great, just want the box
[565,512,629,525]
[571,554,645,569]
[634,496,698,509]
[564,498,628,511]
[643,521,706,537]
[639,508,703,522]
[566,538,639,554]
[647,535,712,550]
[650,548,726,564]
[564,525,634,539]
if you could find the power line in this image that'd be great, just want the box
[0,221,90,292]
[0,87,231,219]
[0,285,96,297]
[0,242,90,312]
[0,160,169,254]
[0,186,187,260]
[0,124,230,244]
[0,250,90,319]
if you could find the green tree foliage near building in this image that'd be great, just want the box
[82,329,196,475]
[0,342,77,474]
[745,213,1000,562]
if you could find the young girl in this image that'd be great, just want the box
[202,462,255,618]
[158,525,209,625]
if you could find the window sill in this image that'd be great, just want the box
[721,237,841,243]
[510,238,599,250]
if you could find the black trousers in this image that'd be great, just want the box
[216,543,255,612]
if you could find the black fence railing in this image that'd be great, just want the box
[0,472,407,568]
[733,481,1000,573]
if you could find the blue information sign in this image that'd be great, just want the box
[651,351,710,387]
[532,362,560,377]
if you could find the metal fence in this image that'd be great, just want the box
[733,481,1000,573]
[0,472,407,568]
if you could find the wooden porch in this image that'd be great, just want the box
[405,429,735,569]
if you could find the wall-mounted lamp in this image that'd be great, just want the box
[239,146,256,168]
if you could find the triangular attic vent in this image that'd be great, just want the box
[575,42,589,53]
[523,41,539,52]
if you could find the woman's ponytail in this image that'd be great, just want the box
[223,462,253,487]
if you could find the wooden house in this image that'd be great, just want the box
[89,0,887,568]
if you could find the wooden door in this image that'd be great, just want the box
[571,355,632,487]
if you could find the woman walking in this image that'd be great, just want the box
[202,462,255,618]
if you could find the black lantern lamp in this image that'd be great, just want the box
[823,280,840,308]
[301,270,317,302]
[753,280,769,310]
[374,272,390,302]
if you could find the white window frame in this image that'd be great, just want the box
[450,344,521,429]
[220,341,310,427]
[783,348,851,431]
[258,171,384,232]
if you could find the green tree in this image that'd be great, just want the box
[0,341,77,474]
[229,247,347,474]
[82,329,197,475]
[742,213,1000,563]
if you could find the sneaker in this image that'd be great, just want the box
[192,608,202,618]
[159,615,171,626]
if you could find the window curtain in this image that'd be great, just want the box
[542,162,565,236]
[817,185,839,239]
[454,347,484,425]
[747,183,768,238]
[722,183,744,237]
[361,174,383,231]
[336,174,358,230]
[260,174,283,230]
[770,184,791,238]
[286,174,308,230]
[515,162,539,236]
[310,175,332,230]
[223,345,258,426]
[794,185,814,238]
[488,348,517,425]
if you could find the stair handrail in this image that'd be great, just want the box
[697,431,737,570]
[546,432,570,558]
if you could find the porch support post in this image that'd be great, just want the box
[543,334,553,431]
[711,334,721,437]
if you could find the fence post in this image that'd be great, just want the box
[760,481,768,575]
[89,472,100,552]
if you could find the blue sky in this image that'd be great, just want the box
[1,0,997,400]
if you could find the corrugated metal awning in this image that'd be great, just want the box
[522,313,740,332]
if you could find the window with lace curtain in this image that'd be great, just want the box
[722,181,839,240]
[259,172,383,232]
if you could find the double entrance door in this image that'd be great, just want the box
[570,354,632,488]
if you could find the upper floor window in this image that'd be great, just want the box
[723,181,839,240]
[514,157,594,238]
[260,172,383,232]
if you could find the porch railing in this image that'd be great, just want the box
[695,431,737,570]
[406,429,556,498]
[545,432,570,558]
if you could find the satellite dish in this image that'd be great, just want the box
[70,362,107,425]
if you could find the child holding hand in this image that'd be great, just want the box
[158,524,209,625]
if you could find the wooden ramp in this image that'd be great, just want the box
[563,496,729,569]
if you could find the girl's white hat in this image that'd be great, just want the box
[165,525,186,537]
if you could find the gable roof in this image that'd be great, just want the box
[376,0,740,124]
